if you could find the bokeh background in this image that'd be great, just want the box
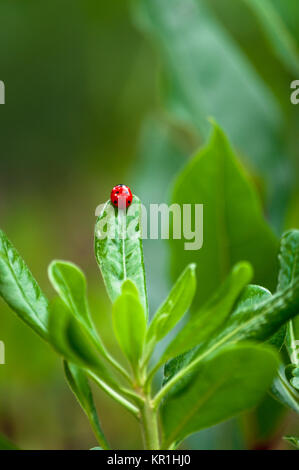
[0,0,298,449]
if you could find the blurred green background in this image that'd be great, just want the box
[0,0,298,449]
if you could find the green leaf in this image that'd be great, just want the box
[112,281,146,368]
[0,433,19,450]
[147,263,196,343]
[95,197,148,316]
[48,260,105,354]
[291,367,299,391]
[48,261,93,330]
[169,122,278,308]
[204,277,299,356]
[134,0,290,225]
[163,284,274,386]
[283,435,299,449]
[243,0,299,76]
[0,230,49,340]
[232,284,272,315]
[161,343,279,448]
[278,230,299,366]
[162,262,253,362]
[160,277,299,400]
[64,361,109,449]
[48,297,115,386]
[268,230,299,412]
[270,366,299,413]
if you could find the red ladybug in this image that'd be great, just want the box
[110,184,133,208]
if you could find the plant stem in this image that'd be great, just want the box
[104,350,133,384]
[140,398,160,450]
[87,371,140,419]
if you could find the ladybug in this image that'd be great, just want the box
[110,184,133,209]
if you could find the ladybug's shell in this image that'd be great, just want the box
[110,184,133,208]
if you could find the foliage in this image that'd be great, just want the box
[0,124,299,449]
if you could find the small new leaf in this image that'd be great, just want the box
[147,263,196,343]
[112,280,146,369]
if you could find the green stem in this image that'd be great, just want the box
[104,350,133,384]
[87,371,140,419]
[140,398,160,450]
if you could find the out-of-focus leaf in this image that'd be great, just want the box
[243,0,299,76]
[0,433,19,450]
[0,230,49,340]
[64,361,109,450]
[161,343,279,448]
[284,435,299,449]
[147,263,196,343]
[112,280,146,368]
[95,197,148,316]
[169,122,278,307]
[132,117,193,314]
[48,260,105,354]
[134,0,291,226]
[162,262,252,362]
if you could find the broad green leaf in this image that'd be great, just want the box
[162,277,299,391]
[134,0,290,225]
[278,230,299,366]
[169,122,278,308]
[0,433,19,450]
[49,298,116,387]
[284,435,299,449]
[147,263,196,343]
[95,196,148,316]
[48,260,93,329]
[112,280,146,368]
[0,230,49,340]
[64,361,109,450]
[162,262,253,362]
[48,260,105,353]
[161,343,279,448]
[243,0,299,76]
